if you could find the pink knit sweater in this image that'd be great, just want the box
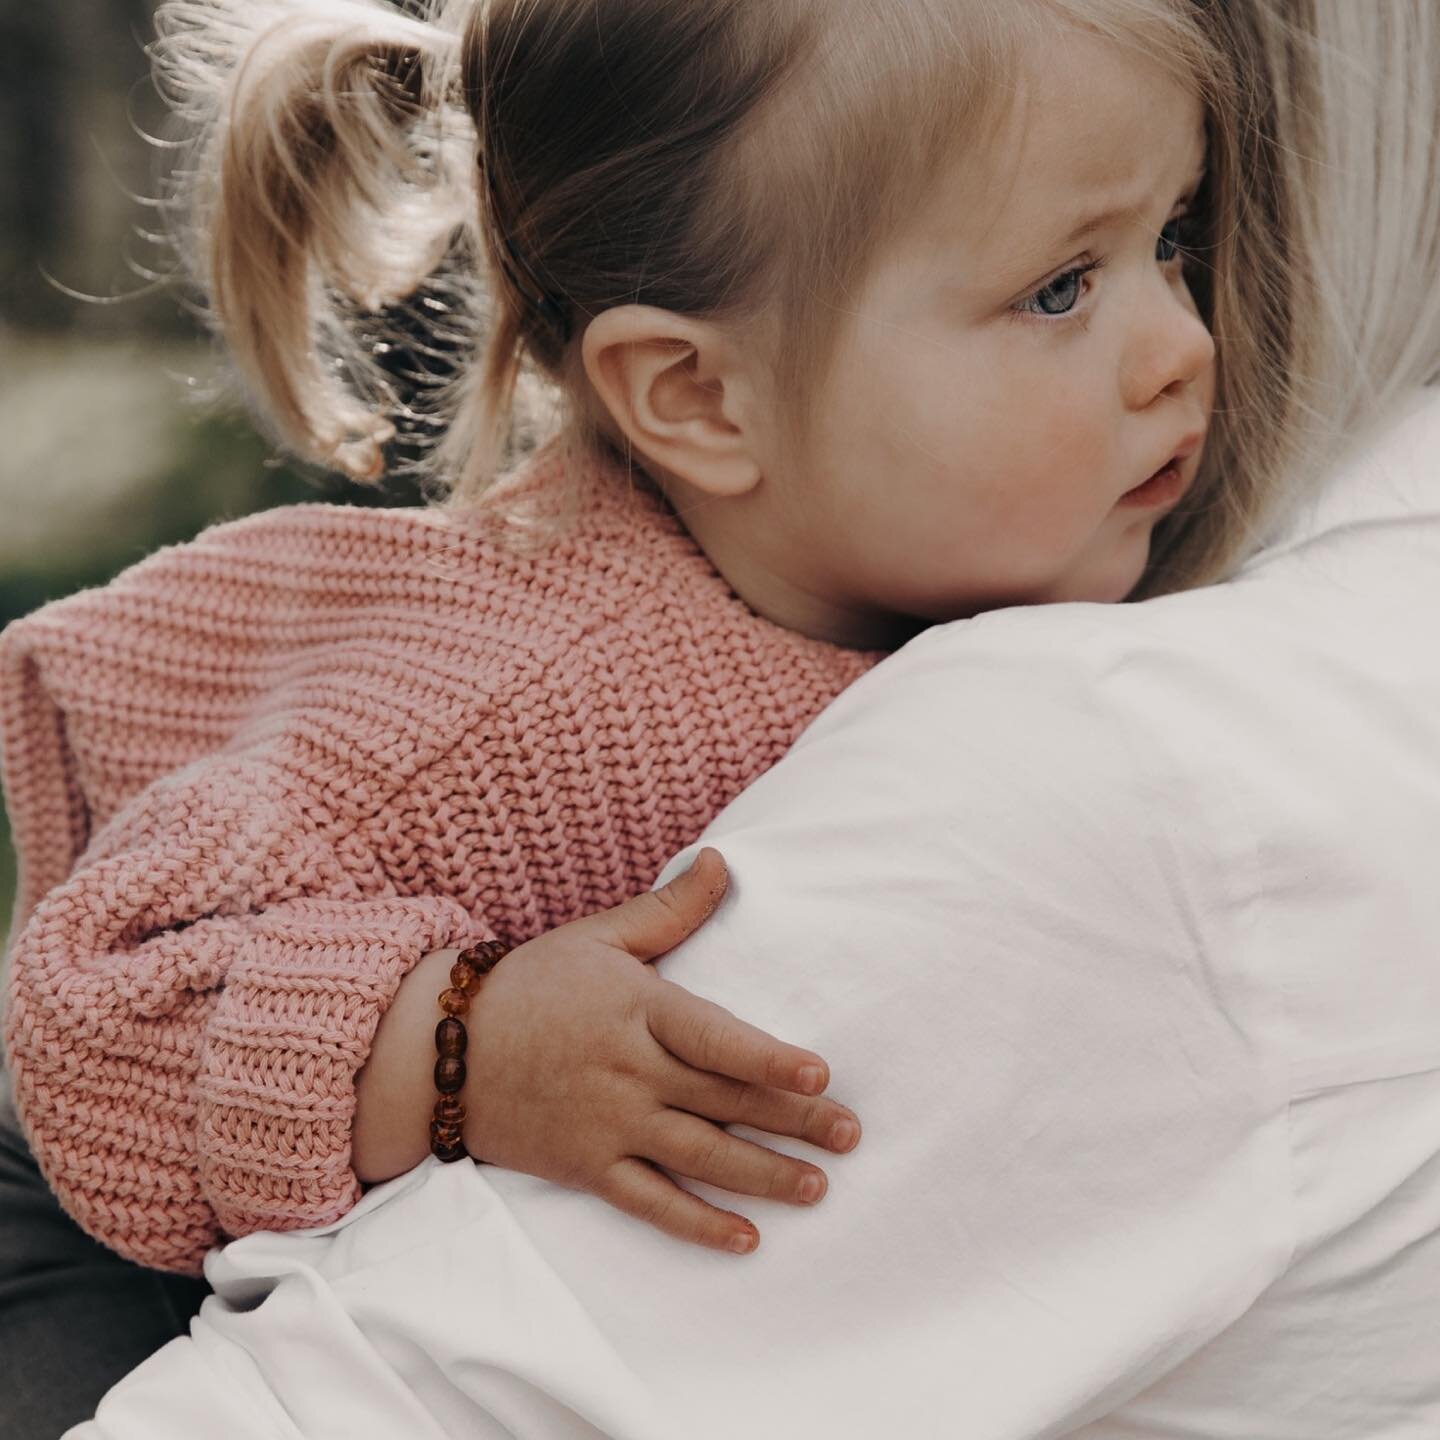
[0,443,882,1275]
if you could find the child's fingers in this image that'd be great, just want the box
[645,978,830,1096]
[598,1157,760,1256]
[583,848,729,964]
[659,1065,862,1156]
[641,1109,829,1209]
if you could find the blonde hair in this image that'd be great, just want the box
[1138,0,1440,594]
[148,0,1439,591]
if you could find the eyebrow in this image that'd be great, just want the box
[1053,154,1210,251]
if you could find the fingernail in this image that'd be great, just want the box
[797,1173,824,1204]
[798,1065,826,1094]
[829,1119,859,1151]
[729,1231,757,1254]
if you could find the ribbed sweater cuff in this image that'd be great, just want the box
[196,894,484,1248]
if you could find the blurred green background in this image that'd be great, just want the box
[0,1,436,952]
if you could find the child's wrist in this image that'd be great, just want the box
[429,940,511,1162]
[353,947,462,1183]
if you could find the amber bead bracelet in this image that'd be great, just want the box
[429,939,511,1163]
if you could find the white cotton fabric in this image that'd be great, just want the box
[71,387,1440,1440]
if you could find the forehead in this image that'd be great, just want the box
[915,31,1207,265]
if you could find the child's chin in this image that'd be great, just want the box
[1107,528,1162,600]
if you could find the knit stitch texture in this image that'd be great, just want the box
[0,442,882,1275]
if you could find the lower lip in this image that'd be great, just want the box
[1118,461,1187,508]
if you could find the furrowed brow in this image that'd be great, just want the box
[1054,152,1209,250]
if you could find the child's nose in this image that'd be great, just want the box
[1119,277,1216,411]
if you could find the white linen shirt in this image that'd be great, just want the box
[74,387,1440,1440]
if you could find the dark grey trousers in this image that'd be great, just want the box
[0,1071,211,1440]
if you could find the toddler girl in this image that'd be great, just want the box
[2,0,1288,1304]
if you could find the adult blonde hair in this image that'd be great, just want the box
[147,0,1439,593]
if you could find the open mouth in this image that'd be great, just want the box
[1119,456,1188,509]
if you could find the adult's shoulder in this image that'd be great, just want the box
[680,589,1272,1020]
[769,592,1268,867]
[679,593,1289,1101]
[622,593,1302,1432]
[789,577,1356,858]
[700,565,1440,1099]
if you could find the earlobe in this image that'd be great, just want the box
[580,306,763,498]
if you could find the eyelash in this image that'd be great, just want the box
[1012,257,1106,321]
[1012,212,1198,323]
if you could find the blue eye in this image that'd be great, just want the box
[1156,215,1194,264]
[1016,261,1101,319]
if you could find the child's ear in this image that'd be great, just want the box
[579,306,763,497]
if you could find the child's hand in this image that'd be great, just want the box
[461,848,860,1255]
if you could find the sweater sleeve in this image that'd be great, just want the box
[2,755,487,1276]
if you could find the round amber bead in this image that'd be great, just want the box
[460,940,509,976]
[438,987,470,1017]
[435,1017,466,1058]
[432,1137,467,1163]
[433,1097,464,1126]
[450,960,482,995]
[434,1056,467,1094]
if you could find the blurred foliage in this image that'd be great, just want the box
[1,0,178,335]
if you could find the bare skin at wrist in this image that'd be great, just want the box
[353,947,462,1183]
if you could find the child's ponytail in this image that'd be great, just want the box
[151,0,479,483]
